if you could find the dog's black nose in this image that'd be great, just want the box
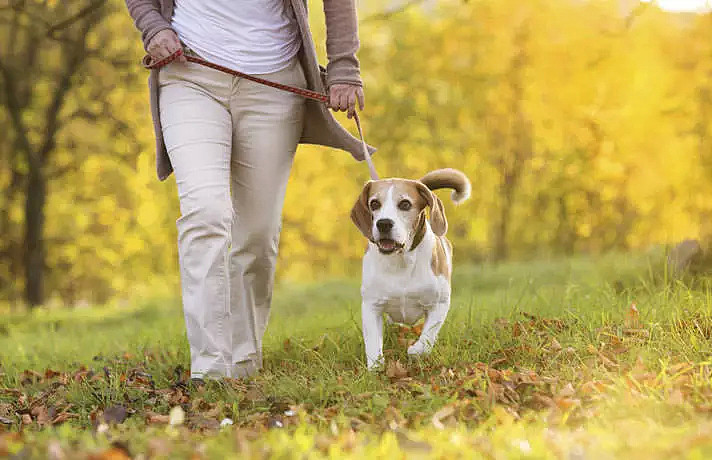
[376,219,394,233]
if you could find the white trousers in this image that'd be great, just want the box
[159,57,306,379]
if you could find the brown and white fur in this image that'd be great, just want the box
[351,168,471,369]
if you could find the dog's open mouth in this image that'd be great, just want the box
[377,239,404,254]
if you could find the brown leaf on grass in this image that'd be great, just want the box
[145,411,170,424]
[512,322,523,337]
[161,388,190,406]
[189,415,220,431]
[625,302,640,329]
[587,344,619,369]
[579,380,606,395]
[51,411,78,425]
[89,445,131,460]
[549,338,562,352]
[384,406,406,429]
[128,369,155,388]
[72,366,91,382]
[30,405,51,426]
[44,369,62,380]
[431,405,455,430]
[386,360,409,381]
[554,397,581,411]
[622,328,650,338]
[558,383,575,398]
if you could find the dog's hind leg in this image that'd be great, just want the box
[408,300,449,356]
[362,301,384,370]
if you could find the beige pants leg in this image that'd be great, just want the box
[159,57,306,379]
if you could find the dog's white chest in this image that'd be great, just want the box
[361,236,450,325]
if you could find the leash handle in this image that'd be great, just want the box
[146,49,378,180]
[353,111,379,181]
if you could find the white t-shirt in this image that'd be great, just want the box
[172,0,301,75]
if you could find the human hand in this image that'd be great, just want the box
[147,29,186,63]
[329,84,365,119]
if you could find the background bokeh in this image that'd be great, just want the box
[1,0,711,308]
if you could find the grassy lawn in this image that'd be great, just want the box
[3,252,712,458]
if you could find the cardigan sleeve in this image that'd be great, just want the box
[322,0,363,87]
[125,0,174,52]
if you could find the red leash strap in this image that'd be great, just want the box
[146,49,379,180]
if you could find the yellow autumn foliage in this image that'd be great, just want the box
[2,0,712,304]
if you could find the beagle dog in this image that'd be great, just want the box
[351,168,471,369]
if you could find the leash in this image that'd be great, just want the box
[146,49,379,181]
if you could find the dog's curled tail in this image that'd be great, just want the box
[419,168,471,204]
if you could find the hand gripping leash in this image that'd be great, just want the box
[146,49,379,180]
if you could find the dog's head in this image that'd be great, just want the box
[350,179,447,255]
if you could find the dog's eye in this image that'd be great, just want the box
[398,200,412,211]
[369,200,381,211]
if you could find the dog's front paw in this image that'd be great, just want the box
[407,341,432,356]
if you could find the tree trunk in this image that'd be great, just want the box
[493,181,513,261]
[24,165,46,307]
[491,24,532,263]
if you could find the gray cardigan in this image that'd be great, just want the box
[125,0,374,181]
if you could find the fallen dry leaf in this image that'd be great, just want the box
[44,369,62,380]
[31,405,51,426]
[625,302,641,328]
[51,412,77,425]
[386,360,409,381]
[558,383,576,398]
[89,446,131,460]
[431,405,455,430]
[554,397,581,411]
[145,412,170,424]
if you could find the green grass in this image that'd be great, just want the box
[4,251,712,458]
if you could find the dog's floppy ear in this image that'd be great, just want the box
[351,181,374,240]
[416,182,447,236]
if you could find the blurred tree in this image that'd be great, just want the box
[1,0,712,307]
[487,21,533,262]
[0,0,138,306]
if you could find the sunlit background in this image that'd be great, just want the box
[643,0,711,12]
[2,0,712,309]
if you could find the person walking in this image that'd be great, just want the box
[125,0,371,380]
